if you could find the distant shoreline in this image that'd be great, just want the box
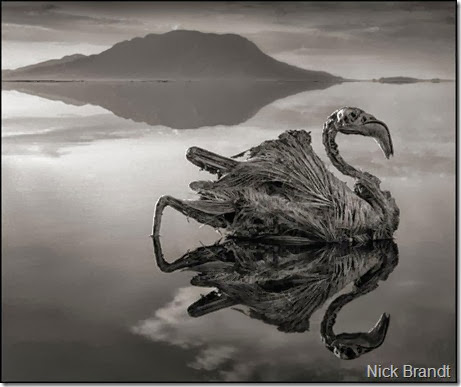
[344,77,454,84]
[1,79,337,83]
[1,79,454,83]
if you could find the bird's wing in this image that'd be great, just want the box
[228,130,381,239]
[227,130,352,205]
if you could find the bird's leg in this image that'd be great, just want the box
[187,291,237,317]
[186,146,240,176]
[152,235,226,273]
[152,234,178,273]
[152,195,234,237]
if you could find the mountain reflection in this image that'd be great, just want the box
[153,236,398,359]
[3,80,337,129]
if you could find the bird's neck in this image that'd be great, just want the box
[322,127,362,179]
[322,126,396,231]
[321,291,357,344]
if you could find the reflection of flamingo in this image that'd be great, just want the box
[152,236,399,360]
[153,107,399,243]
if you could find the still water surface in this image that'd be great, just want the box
[2,81,455,381]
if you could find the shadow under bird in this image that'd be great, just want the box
[152,107,400,243]
[152,236,399,360]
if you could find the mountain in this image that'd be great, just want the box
[2,54,87,80]
[2,30,341,81]
[2,80,336,129]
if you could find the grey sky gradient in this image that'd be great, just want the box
[1,1,455,78]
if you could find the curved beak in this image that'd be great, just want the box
[338,120,394,159]
[336,312,390,349]
[363,312,390,347]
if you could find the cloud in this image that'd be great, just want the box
[188,346,237,371]
[1,2,455,77]
[132,287,207,349]
[131,287,255,379]
[2,3,130,29]
[1,2,144,51]
[130,282,455,382]
[130,286,328,381]
[1,116,154,157]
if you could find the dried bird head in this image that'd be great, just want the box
[325,107,394,159]
[325,312,390,360]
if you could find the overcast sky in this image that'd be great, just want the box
[1,1,455,78]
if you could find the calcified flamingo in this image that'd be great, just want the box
[152,107,399,243]
[151,236,399,360]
